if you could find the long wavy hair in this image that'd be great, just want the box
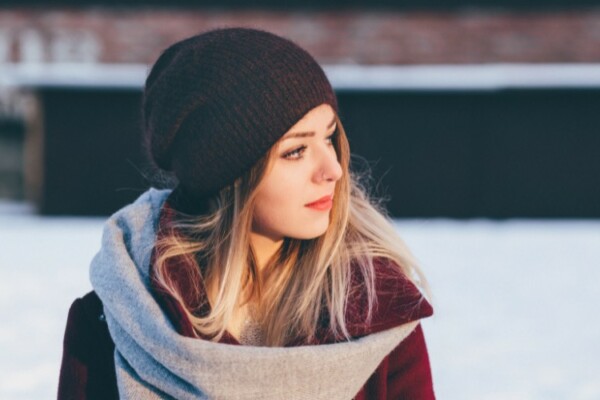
[153,112,430,346]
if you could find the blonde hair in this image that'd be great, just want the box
[153,113,430,346]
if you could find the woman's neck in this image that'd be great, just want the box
[249,232,283,271]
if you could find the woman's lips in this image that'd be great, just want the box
[305,195,333,211]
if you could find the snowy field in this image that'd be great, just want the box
[1,199,599,400]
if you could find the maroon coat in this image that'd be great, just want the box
[58,280,434,398]
[58,197,435,399]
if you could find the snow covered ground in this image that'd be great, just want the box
[1,200,599,400]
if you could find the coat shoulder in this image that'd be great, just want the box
[57,291,118,399]
[78,291,105,321]
[61,291,111,357]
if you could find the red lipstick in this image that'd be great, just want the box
[305,195,333,211]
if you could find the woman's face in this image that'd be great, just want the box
[252,103,343,241]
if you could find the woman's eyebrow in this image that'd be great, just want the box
[282,116,337,140]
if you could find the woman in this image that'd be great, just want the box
[58,27,435,399]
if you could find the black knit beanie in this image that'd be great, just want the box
[143,27,339,202]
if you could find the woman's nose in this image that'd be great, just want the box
[314,148,343,183]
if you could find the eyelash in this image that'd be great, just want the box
[282,132,337,160]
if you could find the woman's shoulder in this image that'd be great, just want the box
[62,291,114,356]
[72,291,104,317]
[345,257,433,337]
[58,291,118,399]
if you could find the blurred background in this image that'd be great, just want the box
[1,1,599,399]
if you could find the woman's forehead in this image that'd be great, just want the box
[283,105,337,139]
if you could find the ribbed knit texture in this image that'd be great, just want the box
[143,27,338,200]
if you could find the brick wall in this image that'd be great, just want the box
[0,8,599,65]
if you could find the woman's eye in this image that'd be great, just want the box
[326,133,335,144]
[283,145,307,160]
[282,131,336,160]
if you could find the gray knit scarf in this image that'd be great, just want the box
[89,188,419,400]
